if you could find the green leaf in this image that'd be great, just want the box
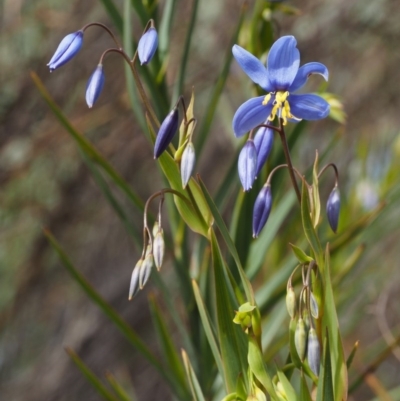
[346,341,359,369]
[277,370,298,401]
[31,72,144,213]
[158,0,177,60]
[105,373,133,401]
[289,243,314,264]
[247,336,278,401]
[192,279,225,379]
[129,0,149,27]
[316,332,334,401]
[210,229,248,393]
[149,296,190,400]
[181,349,206,401]
[66,348,119,401]
[198,177,254,304]
[312,151,321,228]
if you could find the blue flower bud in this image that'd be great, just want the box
[252,184,272,238]
[47,31,83,72]
[326,186,340,233]
[138,27,158,65]
[85,64,105,108]
[154,108,179,158]
[307,328,320,376]
[181,142,196,188]
[238,140,257,191]
[253,127,274,177]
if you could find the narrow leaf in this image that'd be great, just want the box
[181,349,206,401]
[277,370,298,401]
[316,331,334,401]
[105,373,133,401]
[300,370,313,401]
[289,243,314,264]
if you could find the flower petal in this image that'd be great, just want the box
[289,94,330,120]
[232,45,273,92]
[289,62,329,92]
[267,36,300,90]
[232,96,272,138]
[254,126,274,176]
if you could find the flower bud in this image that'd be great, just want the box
[152,221,160,237]
[139,246,153,288]
[295,317,307,361]
[326,186,340,233]
[138,27,158,65]
[238,140,257,191]
[310,292,319,319]
[307,328,320,376]
[153,230,165,271]
[154,108,179,158]
[275,381,288,401]
[286,287,296,319]
[85,64,105,108]
[47,31,84,72]
[129,259,142,300]
[252,184,272,238]
[253,126,274,177]
[181,142,196,188]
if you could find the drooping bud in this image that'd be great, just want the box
[295,317,307,361]
[85,64,105,108]
[129,259,142,300]
[253,387,267,401]
[233,302,256,332]
[138,27,158,65]
[47,31,84,72]
[139,246,153,288]
[307,328,320,376]
[303,309,310,332]
[326,186,340,233]
[153,229,165,271]
[152,221,160,237]
[253,126,274,177]
[238,139,257,191]
[154,108,179,158]
[252,184,272,238]
[181,142,196,188]
[310,292,319,319]
[286,287,297,319]
[275,381,288,401]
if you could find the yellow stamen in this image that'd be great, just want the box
[263,90,293,125]
[262,93,272,106]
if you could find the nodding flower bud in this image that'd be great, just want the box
[85,64,105,108]
[153,230,165,271]
[310,292,319,319]
[253,126,274,177]
[326,186,340,233]
[238,139,257,191]
[154,108,179,159]
[295,317,307,361]
[181,142,196,188]
[138,27,158,65]
[139,246,153,289]
[47,31,84,72]
[307,328,320,376]
[252,185,272,238]
[129,259,142,300]
[286,287,297,319]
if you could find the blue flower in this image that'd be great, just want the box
[138,27,158,65]
[85,65,105,108]
[232,36,330,137]
[47,31,83,72]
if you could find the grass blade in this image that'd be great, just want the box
[182,349,206,401]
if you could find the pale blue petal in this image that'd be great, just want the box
[254,126,274,176]
[289,94,330,120]
[267,36,300,90]
[289,62,329,92]
[232,96,273,138]
[238,140,257,191]
[233,45,273,92]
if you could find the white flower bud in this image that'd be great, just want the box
[153,230,165,271]
[129,259,142,300]
[181,142,196,188]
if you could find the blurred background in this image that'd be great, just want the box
[1,0,400,400]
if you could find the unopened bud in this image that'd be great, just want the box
[129,259,142,300]
[139,246,153,288]
[252,185,272,238]
[154,108,179,158]
[310,292,319,319]
[286,287,297,319]
[275,381,288,401]
[238,139,257,191]
[153,230,165,271]
[254,126,274,177]
[86,64,105,108]
[181,142,196,188]
[326,186,340,233]
[295,317,307,361]
[307,328,320,376]
[138,27,158,65]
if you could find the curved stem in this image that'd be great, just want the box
[318,162,339,187]
[82,23,122,48]
[278,118,301,203]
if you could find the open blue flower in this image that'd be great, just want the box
[232,36,330,137]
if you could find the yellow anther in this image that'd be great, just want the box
[275,91,289,104]
[262,93,272,106]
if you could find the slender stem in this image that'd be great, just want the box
[318,162,339,186]
[278,119,301,203]
[82,23,122,48]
